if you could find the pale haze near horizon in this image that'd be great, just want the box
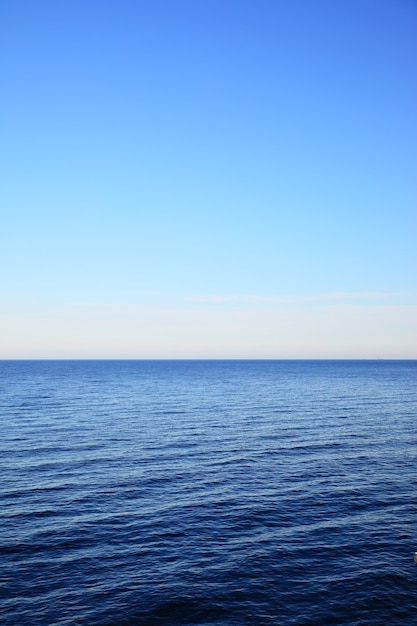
[1,0,416,359]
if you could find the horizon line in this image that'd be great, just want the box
[1,358,415,362]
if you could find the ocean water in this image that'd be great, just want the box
[0,359,416,626]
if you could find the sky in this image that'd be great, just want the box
[1,0,416,359]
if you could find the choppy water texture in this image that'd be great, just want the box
[0,360,416,625]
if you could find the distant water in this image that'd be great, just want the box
[1,360,416,625]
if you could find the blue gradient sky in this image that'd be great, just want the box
[1,0,416,358]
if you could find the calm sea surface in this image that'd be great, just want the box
[0,360,416,625]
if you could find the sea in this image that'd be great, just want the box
[0,360,416,625]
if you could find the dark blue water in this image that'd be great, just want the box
[1,360,416,625]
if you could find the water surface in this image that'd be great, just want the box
[1,360,416,625]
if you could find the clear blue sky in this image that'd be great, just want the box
[1,0,416,358]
